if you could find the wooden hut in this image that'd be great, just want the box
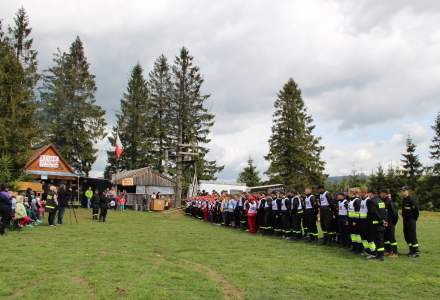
[112,167,175,210]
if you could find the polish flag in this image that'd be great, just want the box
[115,133,123,160]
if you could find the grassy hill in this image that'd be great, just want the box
[0,209,439,299]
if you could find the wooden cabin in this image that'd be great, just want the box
[112,167,175,210]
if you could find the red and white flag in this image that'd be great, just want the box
[115,133,123,160]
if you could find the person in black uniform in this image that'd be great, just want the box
[46,185,58,226]
[381,189,399,257]
[348,188,363,254]
[280,192,291,238]
[263,193,273,235]
[273,192,283,236]
[318,185,334,245]
[257,194,266,233]
[366,190,387,261]
[290,190,303,240]
[92,190,100,221]
[99,190,110,222]
[401,186,420,257]
[336,193,350,248]
[304,187,319,242]
[57,184,69,225]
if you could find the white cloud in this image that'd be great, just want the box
[1,0,438,179]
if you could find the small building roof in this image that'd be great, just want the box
[112,167,175,187]
[24,144,78,179]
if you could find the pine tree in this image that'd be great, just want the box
[0,20,36,176]
[238,157,261,187]
[40,37,106,176]
[172,47,223,202]
[401,136,423,189]
[105,63,154,173]
[368,165,386,192]
[430,112,440,174]
[8,7,39,95]
[265,78,325,190]
[148,54,174,173]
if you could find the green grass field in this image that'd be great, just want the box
[1,209,439,300]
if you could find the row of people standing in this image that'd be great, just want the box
[184,185,420,261]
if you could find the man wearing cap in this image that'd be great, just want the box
[401,186,420,257]
[381,189,399,257]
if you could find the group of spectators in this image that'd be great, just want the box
[0,183,127,236]
[185,185,421,260]
[0,183,75,234]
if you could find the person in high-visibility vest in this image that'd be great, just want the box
[348,188,362,254]
[358,187,370,256]
[401,186,420,258]
[337,192,350,248]
[46,185,58,226]
[290,190,303,241]
[303,187,319,242]
[85,187,93,209]
[366,190,387,261]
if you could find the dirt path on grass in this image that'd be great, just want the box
[180,259,244,300]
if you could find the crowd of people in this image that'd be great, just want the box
[0,183,124,236]
[184,185,420,260]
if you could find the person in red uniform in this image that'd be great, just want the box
[247,195,257,233]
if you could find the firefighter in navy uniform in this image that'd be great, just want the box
[318,185,334,245]
[263,194,273,235]
[337,193,350,248]
[290,190,304,240]
[366,190,387,261]
[381,189,399,257]
[304,187,319,242]
[257,195,266,233]
[273,192,283,236]
[280,192,291,238]
[348,188,362,253]
[401,186,420,257]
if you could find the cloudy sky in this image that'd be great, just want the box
[1,0,439,180]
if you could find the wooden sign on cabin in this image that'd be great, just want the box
[122,177,134,186]
[24,144,77,180]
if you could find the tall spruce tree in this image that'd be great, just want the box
[265,78,325,190]
[172,47,223,202]
[401,136,423,189]
[430,112,440,174]
[105,63,154,173]
[238,157,261,187]
[40,37,106,176]
[0,16,37,176]
[148,55,174,173]
[8,7,39,96]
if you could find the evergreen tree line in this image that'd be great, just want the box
[0,8,222,188]
[238,79,440,211]
[326,126,440,210]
